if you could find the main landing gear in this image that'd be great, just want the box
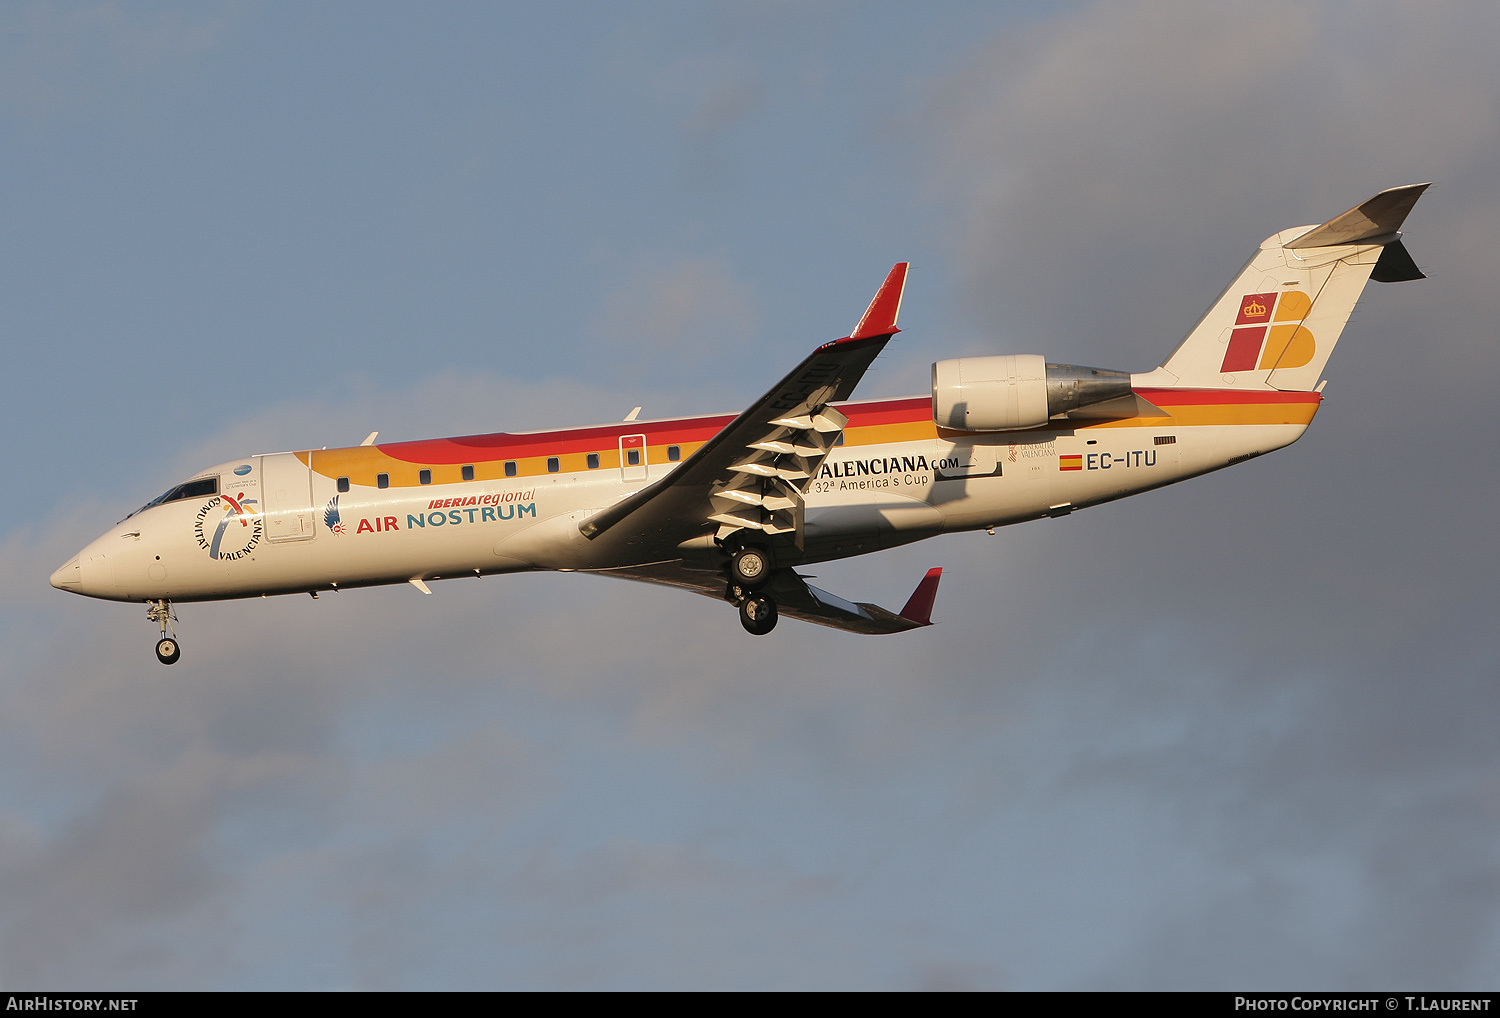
[147,599,180,665]
[728,546,771,589]
[725,546,779,635]
[738,593,778,636]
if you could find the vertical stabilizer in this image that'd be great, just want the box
[1150,184,1428,392]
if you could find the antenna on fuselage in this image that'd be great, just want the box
[360,432,378,446]
[623,408,642,422]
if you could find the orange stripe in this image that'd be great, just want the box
[307,442,709,488]
[1083,403,1319,429]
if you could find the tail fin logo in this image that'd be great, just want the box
[1238,297,1270,321]
[1222,291,1316,372]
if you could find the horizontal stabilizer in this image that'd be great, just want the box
[1285,182,1430,249]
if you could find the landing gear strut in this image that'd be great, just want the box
[147,599,180,665]
[739,593,778,635]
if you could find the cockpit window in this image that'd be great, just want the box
[137,476,219,514]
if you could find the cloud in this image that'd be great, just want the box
[607,33,766,185]
[0,367,929,988]
[896,0,1500,988]
[8,1,1500,990]
[591,255,757,366]
[924,0,1500,365]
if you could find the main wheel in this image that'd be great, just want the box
[739,594,778,635]
[155,637,181,665]
[729,547,771,589]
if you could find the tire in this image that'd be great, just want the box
[729,547,771,589]
[739,594,778,635]
[155,637,181,665]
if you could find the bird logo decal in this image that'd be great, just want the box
[324,495,345,534]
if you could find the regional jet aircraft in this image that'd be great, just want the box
[52,185,1429,663]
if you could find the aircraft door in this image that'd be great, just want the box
[260,453,317,542]
[620,434,648,483]
[1002,435,1055,508]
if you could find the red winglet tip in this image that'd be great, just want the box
[899,566,943,626]
[850,262,909,340]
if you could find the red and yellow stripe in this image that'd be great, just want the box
[300,388,1319,488]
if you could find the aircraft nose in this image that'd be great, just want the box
[50,554,83,591]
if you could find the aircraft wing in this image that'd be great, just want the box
[578,263,910,558]
[606,561,943,635]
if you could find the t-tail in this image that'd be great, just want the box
[1136,183,1429,392]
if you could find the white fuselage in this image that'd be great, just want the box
[51,388,1312,604]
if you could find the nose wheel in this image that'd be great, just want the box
[155,637,181,665]
[146,600,181,665]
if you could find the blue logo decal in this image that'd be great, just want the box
[234,464,252,475]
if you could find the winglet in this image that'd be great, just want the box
[847,262,909,341]
[898,567,943,626]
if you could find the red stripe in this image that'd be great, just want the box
[384,416,736,464]
[842,396,930,426]
[374,389,1316,465]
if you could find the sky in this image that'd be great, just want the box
[2,0,1498,990]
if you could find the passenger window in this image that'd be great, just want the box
[505,461,517,477]
[419,469,432,485]
[547,457,560,473]
[462,464,475,481]
[337,476,350,493]
[587,453,600,469]
[627,449,641,466]
[667,445,681,462]
[377,473,389,489]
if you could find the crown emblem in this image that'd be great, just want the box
[1242,298,1268,317]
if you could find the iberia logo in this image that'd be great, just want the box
[1220,291,1316,373]
[193,493,262,560]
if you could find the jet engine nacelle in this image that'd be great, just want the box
[932,356,1134,432]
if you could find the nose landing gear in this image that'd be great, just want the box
[147,600,180,665]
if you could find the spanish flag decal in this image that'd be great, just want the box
[1059,455,1083,471]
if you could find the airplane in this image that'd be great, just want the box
[51,184,1429,664]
